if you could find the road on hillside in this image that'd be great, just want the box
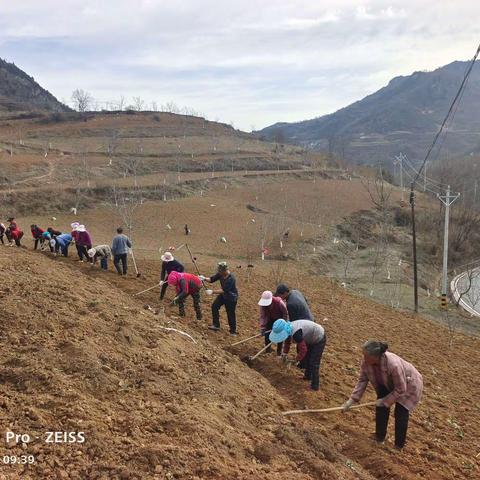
[451,266,480,317]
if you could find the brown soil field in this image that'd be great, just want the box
[15,176,381,262]
[0,239,479,479]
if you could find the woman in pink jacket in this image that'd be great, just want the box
[343,340,423,449]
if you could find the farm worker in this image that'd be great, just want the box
[269,319,326,391]
[71,222,80,241]
[184,224,190,235]
[160,251,185,299]
[75,225,93,262]
[30,224,45,250]
[0,222,6,245]
[275,284,314,321]
[167,271,203,320]
[342,340,423,450]
[54,233,73,257]
[111,227,132,276]
[200,262,238,335]
[258,290,288,355]
[41,231,52,251]
[47,227,62,238]
[88,245,112,270]
[6,217,23,247]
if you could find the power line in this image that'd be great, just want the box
[413,43,480,185]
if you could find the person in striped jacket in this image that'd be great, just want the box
[343,340,423,449]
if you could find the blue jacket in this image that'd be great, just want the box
[56,233,72,247]
[111,234,132,255]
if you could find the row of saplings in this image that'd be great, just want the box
[5,217,424,451]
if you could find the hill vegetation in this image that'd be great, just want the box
[0,58,70,116]
[259,61,480,166]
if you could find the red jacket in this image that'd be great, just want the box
[9,222,23,241]
[31,226,45,239]
[168,272,202,298]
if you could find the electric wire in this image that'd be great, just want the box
[413,43,480,185]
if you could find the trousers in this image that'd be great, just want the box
[376,384,410,448]
[212,295,237,333]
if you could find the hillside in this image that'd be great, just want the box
[1,238,479,478]
[259,61,480,166]
[0,58,69,116]
[0,111,326,215]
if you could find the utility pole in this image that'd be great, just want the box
[423,161,428,192]
[437,186,460,309]
[394,153,405,201]
[410,185,418,312]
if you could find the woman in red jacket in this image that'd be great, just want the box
[6,217,23,247]
[167,271,203,320]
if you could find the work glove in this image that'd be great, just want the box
[159,281,165,286]
[342,399,355,412]
[376,398,385,408]
[171,297,179,306]
[199,275,207,281]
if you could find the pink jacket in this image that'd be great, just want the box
[259,296,288,329]
[350,352,423,411]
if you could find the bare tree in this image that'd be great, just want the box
[118,156,143,187]
[118,95,126,111]
[132,96,145,112]
[71,89,93,112]
[108,185,144,240]
[362,167,393,296]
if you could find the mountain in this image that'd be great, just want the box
[259,61,480,166]
[0,58,70,115]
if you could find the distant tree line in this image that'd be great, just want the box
[70,89,205,117]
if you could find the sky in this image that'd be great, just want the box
[0,0,479,130]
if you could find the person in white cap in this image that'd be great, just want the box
[71,222,80,256]
[88,245,112,270]
[258,290,288,355]
[160,251,185,300]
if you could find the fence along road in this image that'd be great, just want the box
[451,263,480,317]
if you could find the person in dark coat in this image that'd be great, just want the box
[30,224,45,250]
[201,262,238,335]
[167,271,203,320]
[160,251,185,299]
[47,227,62,238]
[275,283,314,321]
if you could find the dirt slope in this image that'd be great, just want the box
[125,254,480,480]
[0,247,371,480]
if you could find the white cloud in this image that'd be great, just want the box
[0,1,479,129]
